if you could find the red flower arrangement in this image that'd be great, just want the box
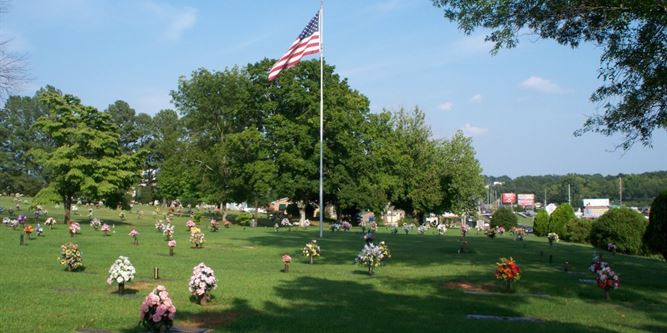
[496,257,521,290]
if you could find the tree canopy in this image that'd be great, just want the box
[432,0,667,149]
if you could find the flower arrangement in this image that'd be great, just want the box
[355,243,386,275]
[403,223,414,235]
[209,219,220,232]
[497,226,505,235]
[341,221,352,231]
[168,240,176,256]
[301,219,311,228]
[17,214,27,224]
[417,225,428,235]
[188,263,217,305]
[589,254,608,273]
[44,217,56,229]
[24,224,34,239]
[359,220,369,232]
[485,227,496,239]
[461,223,469,237]
[547,232,559,246]
[607,242,617,254]
[36,223,44,236]
[303,240,321,264]
[154,220,165,232]
[90,218,101,230]
[186,219,196,231]
[223,220,232,228]
[378,241,391,260]
[163,224,174,240]
[101,223,111,236]
[58,242,84,271]
[139,285,176,332]
[437,224,447,235]
[107,256,136,293]
[330,223,341,232]
[495,257,521,290]
[596,265,620,299]
[190,227,205,248]
[514,227,526,241]
[280,218,292,231]
[118,211,126,221]
[369,222,378,232]
[282,254,292,272]
[129,229,140,245]
[69,222,81,236]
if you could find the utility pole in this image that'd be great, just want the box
[619,177,623,206]
[544,188,547,207]
[568,184,571,206]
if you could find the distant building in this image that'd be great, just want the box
[583,199,610,218]
[268,198,290,212]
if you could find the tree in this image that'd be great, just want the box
[0,86,57,194]
[105,100,152,152]
[0,2,28,99]
[491,207,518,229]
[548,203,576,236]
[533,209,549,236]
[439,131,485,215]
[591,207,648,255]
[30,90,143,222]
[643,190,667,260]
[432,1,667,149]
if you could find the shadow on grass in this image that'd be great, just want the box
[118,274,626,333]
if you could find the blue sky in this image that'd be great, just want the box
[2,0,665,177]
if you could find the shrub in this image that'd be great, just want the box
[564,218,593,243]
[490,207,517,229]
[235,211,253,226]
[590,207,648,255]
[643,190,667,260]
[548,204,575,236]
[533,210,549,236]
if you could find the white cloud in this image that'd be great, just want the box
[462,123,488,137]
[144,1,197,42]
[469,94,482,104]
[453,35,494,55]
[438,101,454,112]
[520,76,564,94]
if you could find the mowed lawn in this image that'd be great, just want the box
[1,197,666,333]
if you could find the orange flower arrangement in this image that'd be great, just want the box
[495,257,521,282]
[24,225,34,234]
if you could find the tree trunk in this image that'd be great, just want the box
[63,195,73,225]
[254,201,259,226]
[298,201,307,225]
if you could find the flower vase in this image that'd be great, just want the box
[604,287,611,300]
[133,237,139,246]
[118,282,125,294]
[198,294,208,305]
[548,240,553,247]
[368,265,374,276]
[309,256,313,265]
[169,247,174,256]
[506,280,512,291]
[284,263,289,272]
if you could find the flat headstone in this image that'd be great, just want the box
[466,314,544,323]
[464,291,550,298]
[578,279,596,284]
[76,329,112,333]
[170,327,214,333]
[566,271,589,275]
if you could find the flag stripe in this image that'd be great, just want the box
[268,12,320,81]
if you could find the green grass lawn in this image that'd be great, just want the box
[1,196,666,333]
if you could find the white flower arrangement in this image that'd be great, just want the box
[188,262,217,302]
[402,223,414,234]
[355,243,387,275]
[547,232,560,243]
[90,218,102,230]
[436,224,447,235]
[107,256,136,286]
[417,224,428,235]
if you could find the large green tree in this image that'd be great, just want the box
[432,0,667,149]
[31,91,144,222]
[0,86,57,195]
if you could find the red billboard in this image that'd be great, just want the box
[501,193,516,204]
[518,194,535,207]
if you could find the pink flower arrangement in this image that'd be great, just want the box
[139,285,176,332]
[69,222,80,235]
[608,242,617,253]
[209,219,220,232]
[186,220,196,231]
[188,263,217,304]
[168,240,176,248]
[129,229,139,245]
[44,217,56,229]
[282,254,292,264]
[101,223,111,235]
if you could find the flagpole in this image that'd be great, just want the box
[318,0,324,238]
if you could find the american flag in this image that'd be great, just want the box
[268,12,320,81]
